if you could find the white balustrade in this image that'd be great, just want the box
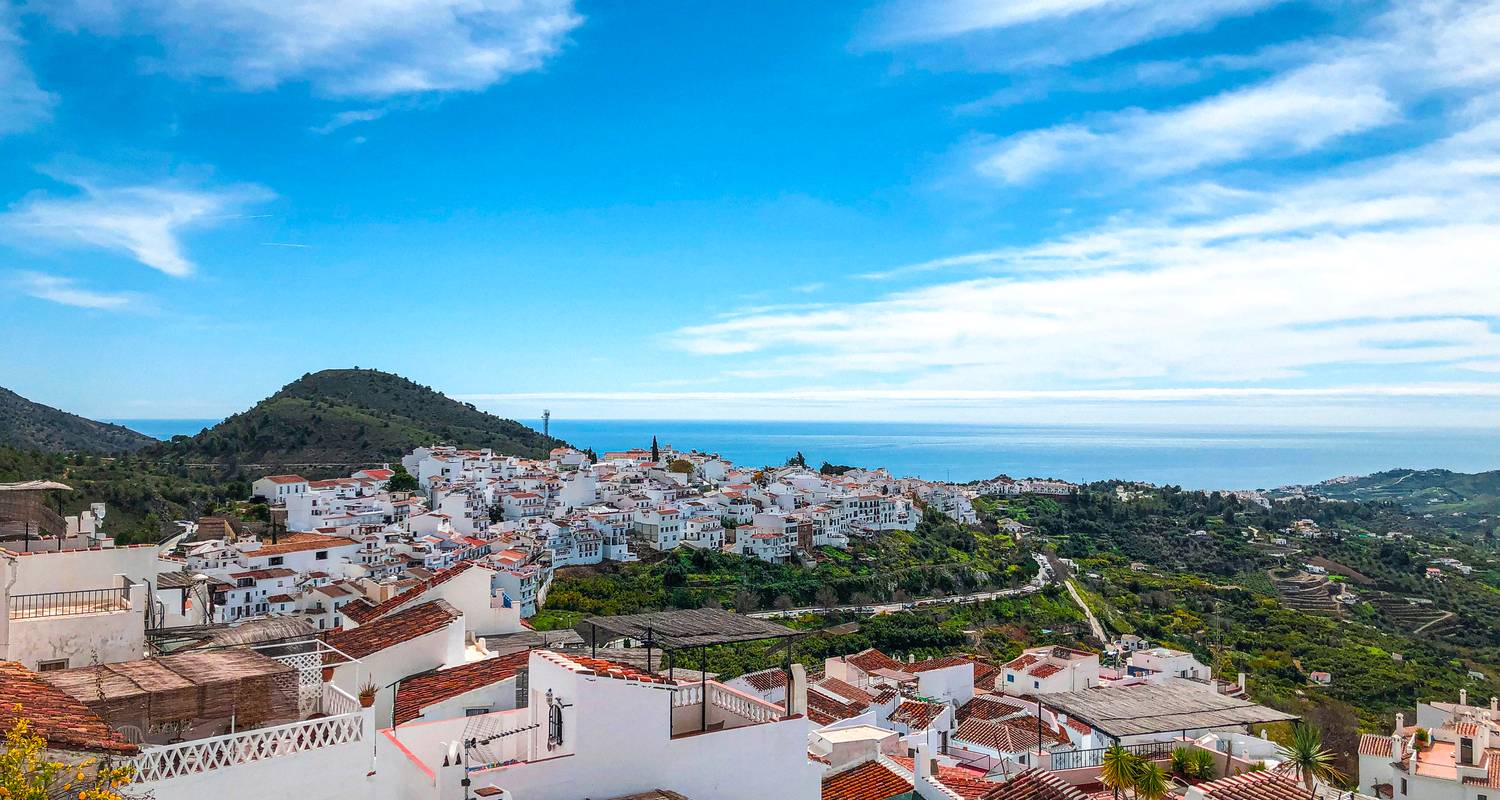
[127,711,363,784]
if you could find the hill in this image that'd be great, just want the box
[151,368,563,469]
[1300,468,1500,524]
[0,386,155,453]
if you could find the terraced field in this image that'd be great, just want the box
[1271,569,1341,615]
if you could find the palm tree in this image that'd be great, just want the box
[1101,745,1140,800]
[1134,762,1170,800]
[1275,724,1346,800]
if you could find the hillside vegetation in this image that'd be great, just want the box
[1299,468,1500,524]
[147,368,563,469]
[0,387,155,453]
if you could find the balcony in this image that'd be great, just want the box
[670,680,789,737]
[8,586,130,619]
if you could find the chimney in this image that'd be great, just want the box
[788,664,808,718]
[1238,671,1247,691]
[1461,689,1469,707]
[1394,713,1405,737]
[1491,697,1497,714]
[916,744,936,782]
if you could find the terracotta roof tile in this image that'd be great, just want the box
[252,532,354,557]
[976,768,1090,800]
[1196,772,1312,800]
[822,759,913,800]
[1359,734,1394,758]
[344,561,478,625]
[891,756,997,800]
[738,668,788,693]
[394,651,530,725]
[324,599,461,661]
[957,695,1029,724]
[847,649,907,674]
[890,699,946,731]
[808,690,870,726]
[0,661,138,754]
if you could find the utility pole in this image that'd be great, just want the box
[542,409,551,437]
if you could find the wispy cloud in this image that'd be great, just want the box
[0,7,55,135]
[672,115,1500,390]
[12,271,141,310]
[2,176,273,277]
[43,0,584,99]
[311,108,388,134]
[868,0,1286,66]
[979,61,1398,185]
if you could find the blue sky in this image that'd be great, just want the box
[1,0,1498,426]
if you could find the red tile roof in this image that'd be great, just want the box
[822,759,912,800]
[738,668,788,693]
[252,532,353,557]
[0,661,138,754]
[344,561,477,625]
[889,699,946,731]
[975,768,1089,800]
[957,695,1029,724]
[1029,663,1063,678]
[816,677,876,707]
[1195,772,1312,800]
[847,649,907,675]
[535,652,674,685]
[1359,734,1395,757]
[891,756,997,800]
[910,655,976,673]
[394,651,530,725]
[808,690,871,726]
[955,717,1045,753]
[324,599,460,661]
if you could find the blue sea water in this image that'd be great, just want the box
[108,418,1500,490]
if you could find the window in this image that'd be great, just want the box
[38,659,68,672]
[1462,737,1474,764]
[1007,674,1015,683]
[1400,779,1406,795]
[269,556,284,566]
[464,707,492,717]
[316,551,329,560]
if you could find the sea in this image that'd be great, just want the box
[106,418,1500,491]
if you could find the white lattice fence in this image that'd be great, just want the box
[128,712,364,784]
[273,650,327,718]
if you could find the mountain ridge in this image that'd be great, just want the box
[0,387,157,453]
[145,368,564,469]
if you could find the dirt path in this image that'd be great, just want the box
[1065,579,1107,642]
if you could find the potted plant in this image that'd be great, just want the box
[358,680,378,708]
[322,665,336,683]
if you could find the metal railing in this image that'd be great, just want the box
[8,587,129,619]
[1048,740,1178,771]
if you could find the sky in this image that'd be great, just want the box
[1,0,1499,427]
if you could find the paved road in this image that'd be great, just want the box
[749,554,1056,620]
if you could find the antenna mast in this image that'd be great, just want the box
[542,409,551,437]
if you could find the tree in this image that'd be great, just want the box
[1275,724,1345,799]
[386,464,420,493]
[773,594,794,611]
[786,452,807,468]
[1100,745,1139,800]
[667,459,694,474]
[732,589,759,613]
[651,437,660,462]
[1134,762,1168,800]
[815,586,839,609]
[0,716,136,800]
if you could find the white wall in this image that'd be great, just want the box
[6,546,161,595]
[332,620,467,729]
[4,582,146,669]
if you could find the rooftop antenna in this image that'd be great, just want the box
[542,409,551,437]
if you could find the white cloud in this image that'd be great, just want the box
[979,62,1398,184]
[672,119,1500,391]
[43,0,583,98]
[0,7,55,135]
[870,0,1285,66]
[2,177,273,277]
[311,108,388,135]
[12,271,139,310]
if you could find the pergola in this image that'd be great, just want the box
[577,609,805,731]
[1041,678,1299,741]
